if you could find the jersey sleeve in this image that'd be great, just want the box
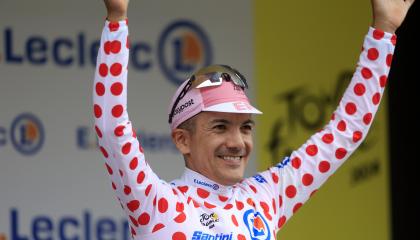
[92,20,177,237]
[245,27,396,230]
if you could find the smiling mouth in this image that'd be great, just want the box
[217,155,243,165]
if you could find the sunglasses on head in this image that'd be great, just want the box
[168,64,249,124]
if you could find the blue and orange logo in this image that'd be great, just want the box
[243,209,271,240]
[10,113,45,155]
[158,20,212,85]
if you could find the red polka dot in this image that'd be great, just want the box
[158,198,169,213]
[99,63,108,77]
[122,142,131,155]
[306,144,318,156]
[176,202,184,212]
[172,232,186,240]
[112,105,123,118]
[174,212,186,223]
[238,234,247,240]
[100,146,108,158]
[218,195,228,202]
[354,83,366,96]
[249,185,257,193]
[353,131,363,143]
[236,200,244,210]
[126,35,130,49]
[204,201,216,209]
[110,40,122,54]
[363,113,373,125]
[127,200,140,212]
[337,120,347,132]
[111,82,123,96]
[129,157,138,170]
[138,212,150,225]
[145,184,152,196]
[272,173,279,183]
[379,75,387,88]
[224,204,233,210]
[286,185,297,198]
[293,203,303,213]
[319,161,330,173]
[361,67,373,79]
[372,92,381,105]
[119,169,124,177]
[130,227,136,236]
[137,171,145,184]
[111,182,116,190]
[95,82,105,96]
[177,186,189,194]
[302,173,314,186]
[386,54,393,67]
[129,215,138,227]
[231,215,238,227]
[114,125,125,137]
[104,41,111,55]
[345,102,357,115]
[197,188,210,199]
[108,22,120,32]
[105,163,113,175]
[391,35,397,46]
[260,201,269,212]
[247,198,255,207]
[322,133,334,144]
[335,148,348,160]
[279,195,283,208]
[152,223,165,233]
[278,216,287,228]
[291,157,301,169]
[124,185,131,195]
[95,125,103,138]
[94,104,102,118]
[367,48,379,61]
[373,29,384,40]
[110,63,122,76]
[272,198,277,214]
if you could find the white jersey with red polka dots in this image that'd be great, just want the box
[93,19,396,240]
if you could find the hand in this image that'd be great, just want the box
[371,0,416,33]
[104,0,129,22]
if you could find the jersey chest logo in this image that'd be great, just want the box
[243,209,271,240]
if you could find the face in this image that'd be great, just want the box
[183,112,254,186]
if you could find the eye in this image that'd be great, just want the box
[241,124,254,132]
[213,124,227,131]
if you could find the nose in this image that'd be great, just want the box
[225,128,245,151]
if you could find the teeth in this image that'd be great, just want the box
[221,156,241,161]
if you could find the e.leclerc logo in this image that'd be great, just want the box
[0,113,45,156]
[1,20,212,86]
[243,209,271,240]
[158,20,212,85]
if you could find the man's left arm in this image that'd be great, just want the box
[242,0,415,230]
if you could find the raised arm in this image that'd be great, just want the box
[242,0,415,231]
[93,0,178,237]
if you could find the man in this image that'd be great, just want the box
[93,0,415,239]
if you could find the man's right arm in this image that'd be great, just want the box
[93,1,178,236]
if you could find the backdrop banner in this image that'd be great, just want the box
[0,1,255,239]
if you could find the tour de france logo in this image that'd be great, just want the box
[243,209,271,240]
[158,20,212,85]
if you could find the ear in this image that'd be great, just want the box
[171,128,192,155]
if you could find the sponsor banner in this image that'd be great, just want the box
[0,0,254,239]
[255,1,390,240]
